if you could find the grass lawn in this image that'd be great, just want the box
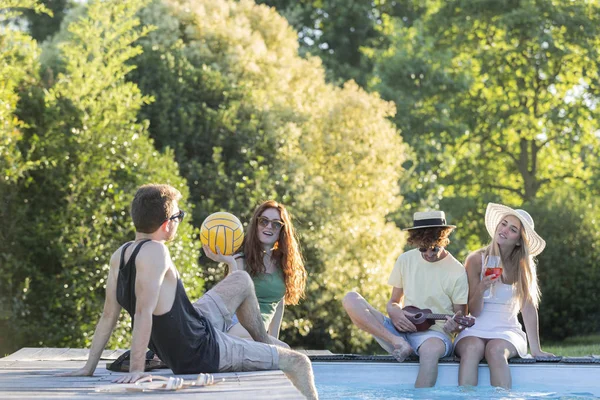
[544,334,600,357]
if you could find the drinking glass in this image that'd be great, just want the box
[482,255,502,299]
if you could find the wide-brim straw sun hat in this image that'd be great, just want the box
[485,202,546,257]
[403,210,456,231]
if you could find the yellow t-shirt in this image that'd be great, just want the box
[387,248,468,336]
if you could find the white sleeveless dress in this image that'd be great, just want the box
[454,255,528,357]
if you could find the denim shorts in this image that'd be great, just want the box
[375,316,453,357]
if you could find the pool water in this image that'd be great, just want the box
[313,362,600,400]
[317,383,597,399]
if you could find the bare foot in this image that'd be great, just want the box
[391,341,413,362]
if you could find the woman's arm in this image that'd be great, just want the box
[268,300,285,339]
[465,251,497,317]
[521,301,555,357]
[202,244,240,274]
[232,255,245,272]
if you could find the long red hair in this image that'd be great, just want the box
[244,200,307,305]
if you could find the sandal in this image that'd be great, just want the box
[106,350,168,372]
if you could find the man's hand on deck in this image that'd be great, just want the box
[113,371,150,383]
[55,367,94,377]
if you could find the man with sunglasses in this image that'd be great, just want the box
[59,184,318,399]
[343,211,468,388]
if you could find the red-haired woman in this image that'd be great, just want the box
[203,200,307,347]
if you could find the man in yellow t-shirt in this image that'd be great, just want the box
[343,211,468,388]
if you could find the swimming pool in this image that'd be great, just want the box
[313,362,600,399]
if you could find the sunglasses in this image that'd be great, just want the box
[168,210,186,223]
[257,216,284,230]
[419,245,440,253]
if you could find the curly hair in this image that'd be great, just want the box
[243,200,307,305]
[406,227,455,248]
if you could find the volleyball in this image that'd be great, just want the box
[200,212,244,256]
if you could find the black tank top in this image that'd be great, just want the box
[116,240,220,373]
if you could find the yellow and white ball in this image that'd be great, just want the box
[200,212,244,255]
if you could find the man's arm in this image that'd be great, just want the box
[386,287,417,332]
[57,251,122,376]
[443,303,468,334]
[115,242,170,383]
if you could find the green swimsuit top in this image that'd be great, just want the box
[252,268,286,327]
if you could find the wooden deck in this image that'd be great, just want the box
[0,348,330,399]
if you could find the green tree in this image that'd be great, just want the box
[375,0,600,202]
[1,0,203,354]
[0,0,51,356]
[23,0,72,42]
[130,0,282,231]
[277,81,407,352]
[130,0,408,352]
[257,0,427,86]
[530,189,600,340]
[370,0,600,258]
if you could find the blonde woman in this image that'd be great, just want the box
[455,203,554,388]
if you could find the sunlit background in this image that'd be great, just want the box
[1,0,599,357]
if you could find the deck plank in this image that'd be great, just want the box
[0,349,305,399]
[0,347,126,362]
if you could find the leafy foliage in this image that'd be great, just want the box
[256,0,428,86]
[372,0,600,204]
[3,0,599,356]
[370,0,600,261]
[1,0,202,354]
[129,0,408,352]
[22,0,70,42]
[0,0,49,354]
[531,189,600,340]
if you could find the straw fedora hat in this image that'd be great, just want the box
[403,211,456,231]
[484,203,546,256]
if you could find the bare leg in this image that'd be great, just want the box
[277,347,319,400]
[226,323,253,340]
[485,339,518,389]
[228,323,290,349]
[342,291,412,361]
[455,337,486,386]
[210,271,270,344]
[414,338,446,388]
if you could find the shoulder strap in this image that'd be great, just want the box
[126,239,152,325]
[119,242,135,270]
[130,239,152,261]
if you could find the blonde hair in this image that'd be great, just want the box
[483,214,540,309]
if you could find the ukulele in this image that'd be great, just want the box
[402,306,475,332]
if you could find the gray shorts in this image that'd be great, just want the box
[374,315,453,357]
[193,291,279,372]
